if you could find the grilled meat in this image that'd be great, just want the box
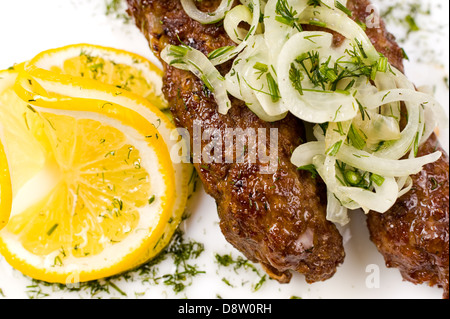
[367,134,449,299]
[126,0,449,295]
[126,0,346,283]
[346,0,450,300]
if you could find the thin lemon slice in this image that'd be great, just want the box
[18,59,193,265]
[0,68,51,197]
[0,135,12,231]
[0,63,192,283]
[27,43,168,110]
[0,93,176,283]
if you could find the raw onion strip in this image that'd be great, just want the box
[277,31,358,123]
[172,0,447,224]
[336,143,442,177]
[161,44,231,114]
[298,5,379,62]
[327,189,350,226]
[210,0,261,65]
[181,0,234,25]
[263,0,308,67]
[291,140,442,178]
[225,35,288,121]
[291,141,324,167]
[224,5,254,44]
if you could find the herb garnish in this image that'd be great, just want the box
[215,253,268,292]
[275,0,303,32]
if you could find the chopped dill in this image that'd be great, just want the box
[275,0,303,32]
[105,0,131,24]
[215,253,268,292]
[15,223,206,298]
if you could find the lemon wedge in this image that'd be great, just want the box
[0,45,192,284]
[30,43,168,110]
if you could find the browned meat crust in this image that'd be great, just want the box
[126,0,449,295]
[126,0,345,283]
[348,0,449,300]
[367,134,449,299]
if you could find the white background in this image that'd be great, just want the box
[0,0,448,299]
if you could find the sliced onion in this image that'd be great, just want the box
[225,35,287,121]
[242,38,288,117]
[277,31,358,123]
[313,155,359,210]
[374,100,420,159]
[314,155,399,214]
[291,141,325,167]
[336,143,442,177]
[375,71,401,120]
[263,0,307,68]
[161,44,231,114]
[421,104,438,145]
[173,0,447,223]
[298,5,379,62]
[313,124,326,141]
[325,120,351,152]
[224,4,253,44]
[337,176,399,214]
[354,111,401,149]
[210,0,261,65]
[181,0,234,25]
[327,190,350,226]
[360,89,441,111]
[397,176,413,198]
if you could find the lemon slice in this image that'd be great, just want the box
[0,62,192,283]
[0,135,12,231]
[0,68,51,197]
[19,59,194,266]
[28,43,168,110]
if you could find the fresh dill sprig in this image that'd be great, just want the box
[275,0,303,32]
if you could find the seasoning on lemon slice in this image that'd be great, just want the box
[29,43,168,110]
[0,45,193,284]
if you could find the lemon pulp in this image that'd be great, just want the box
[7,113,153,262]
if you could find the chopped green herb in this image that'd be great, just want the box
[344,170,363,186]
[208,46,235,60]
[307,0,331,8]
[215,253,268,292]
[405,14,420,32]
[266,72,280,102]
[297,164,319,178]
[275,0,303,32]
[370,173,385,187]
[289,63,304,95]
[309,20,327,28]
[335,1,352,16]
[326,140,343,156]
[47,224,59,236]
[347,124,367,150]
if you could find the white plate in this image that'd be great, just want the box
[0,0,448,299]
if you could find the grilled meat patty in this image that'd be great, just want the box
[126,0,348,283]
[126,0,449,294]
[367,134,449,299]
